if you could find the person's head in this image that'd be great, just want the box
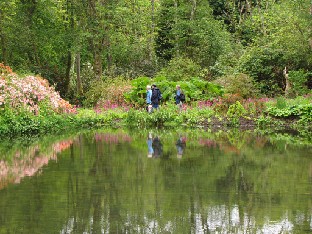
[176,85,180,90]
[146,85,151,90]
[152,84,156,89]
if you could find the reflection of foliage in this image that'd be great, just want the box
[94,132,132,143]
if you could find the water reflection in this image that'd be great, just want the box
[0,129,311,233]
[147,131,163,158]
[0,138,73,189]
[176,135,186,159]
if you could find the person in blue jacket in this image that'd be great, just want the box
[175,85,184,111]
[146,85,152,113]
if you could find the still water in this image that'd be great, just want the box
[0,129,311,233]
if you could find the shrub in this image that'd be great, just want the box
[227,101,246,117]
[156,57,204,81]
[83,77,132,107]
[213,73,259,98]
[0,67,76,115]
[288,70,310,96]
[213,94,243,114]
[125,76,223,107]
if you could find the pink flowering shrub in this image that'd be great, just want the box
[0,64,76,115]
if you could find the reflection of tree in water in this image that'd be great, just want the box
[0,139,73,189]
[94,132,132,143]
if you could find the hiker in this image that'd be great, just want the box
[146,85,152,113]
[175,85,185,111]
[151,84,162,110]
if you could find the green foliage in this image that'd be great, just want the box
[126,103,214,128]
[238,47,285,96]
[213,94,243,115]
[288,70,310,96]
[125,76,223,107]
[0,107,127,136]
[227,101,246,125]
[83,77,132,107]
[156,57,204,81]
[213,73,259,98]
[276,96,287,109]
[155,0,233,67]
[237,1,311,97]
[126,104,178,128]
[124,77,152,107]
[265,96,312,128]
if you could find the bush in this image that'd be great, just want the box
[0,65,76,115]
[83,77,132,107]
[213,73,259,98]
[125,76,224,107]
[156,57,204,81]
[288,70,310,96]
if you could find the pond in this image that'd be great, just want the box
[0,129,311,233]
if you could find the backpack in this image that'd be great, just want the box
[152,88,162,100]
[158,90,162,101]
[180,92,185,101]
[151,88,162,103]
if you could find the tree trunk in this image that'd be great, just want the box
[93,44,103,80]
[149,0,155,63]
[0,8,7,64]
[76,53,83,96]
[190,0,197,20]
[174,0,179,57]
[256,0,267,36]
[63,51,72,96]
[283,67,292,97]
[87,0,104,80]
[0,34,6,64]
[104,35,112,72]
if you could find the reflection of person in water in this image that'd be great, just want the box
[152,136,163,158]
[147,132,154,158]
[176,136,186,159]
[147,132,163,158]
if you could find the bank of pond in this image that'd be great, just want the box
[0,96,312,138]
[0,128,311,233]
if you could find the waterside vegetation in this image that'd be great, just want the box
[1,64,311,138]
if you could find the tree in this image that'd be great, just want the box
[155,0,233,68]
[238,0,312,95]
